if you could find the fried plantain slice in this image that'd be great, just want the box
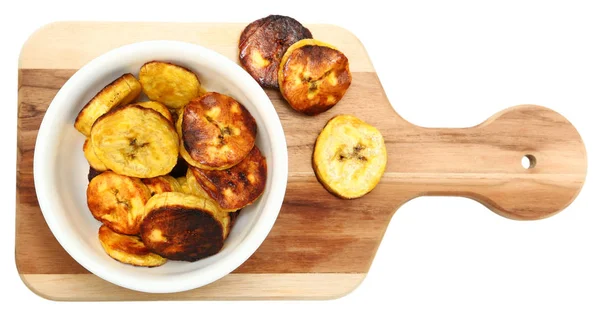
[135,101,173,123]
[140,192,230,261]
[139,61,203,109]
[98,225,167,267]
[142,175,182,196]
[178,93,257,170]
[87,171,151,235]
[313,115,387,199]
[176,176,191,194]
[75,73,142,136]
[189,146,267,211]
[90,105,179,178]
[83,138,107,171]
[186,168,234,237]
[239,15,313,88]
[186,167,213,200]
[278,39,352,115]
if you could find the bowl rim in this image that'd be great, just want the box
[33,40,288,293]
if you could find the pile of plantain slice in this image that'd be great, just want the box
[76,61,266,267]
[239,15,387,200]
[239,14,352,116]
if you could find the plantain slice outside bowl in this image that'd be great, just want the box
[135,101,173,123]
[313,115,387,199]
[177,92,257,170]
[87,171,151,235]
[75,73,142,136]
[189,146,267,212]
[140,192,230,261]
[98,225,167,267]
[239,14,313,88]
[278,39,352,115]
[139,61,203,109]
[142,175,182,196]
[90,105,179,178]
[83,138,107,171]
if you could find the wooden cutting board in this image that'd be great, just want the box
[16,21,587,301]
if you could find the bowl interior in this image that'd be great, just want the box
[33,41,287,293]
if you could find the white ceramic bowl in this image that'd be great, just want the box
[33,40,288,293]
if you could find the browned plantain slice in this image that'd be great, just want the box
[142,175,182,196]
[186,168,234,238]
[98,225,167,267]
[313,115,387,199]
[139,61,203,109]
[135,101,173,123]
[83,138,107,171]
[90,105,179,178]
[178,93,257,170]
[278,39,352,115]
[87,171,151,235]
[140,192,230,261]
[239,15,313,88]
[189,146,267,211]
[75,73,142,136]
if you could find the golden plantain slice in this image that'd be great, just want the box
[87,171,151,235]
[142,175,182,196]
[139,61,203,109]
[313,115,387,199]
[278,39,352,115]
[98,225,167,267]
[178,93,257,170]
[185,167,213,200]
[75,73,142,136]
[140,192,230,261]
[189,146,267,211]
[83,138,107,171]
[176,176,191,194]
[239,15,313,88]
[135,101,173,123]
[90,105,179,178]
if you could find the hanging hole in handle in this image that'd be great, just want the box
[521,154,537,169]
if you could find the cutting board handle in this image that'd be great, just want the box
[397,104,587,220]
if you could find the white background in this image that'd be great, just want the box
[1,1,598,329]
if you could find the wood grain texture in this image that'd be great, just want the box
[15,22,587,301]
[20,274,365,301]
